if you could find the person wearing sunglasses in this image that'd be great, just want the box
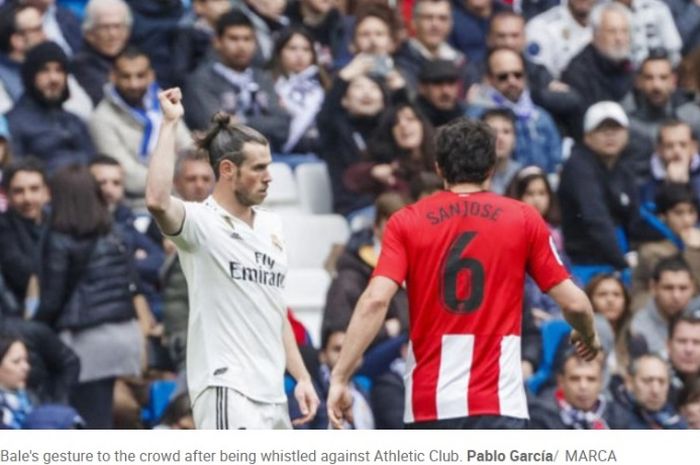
[467,47,562,174]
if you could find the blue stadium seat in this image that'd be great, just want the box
[526,319,571,395]
[141,380,177,427]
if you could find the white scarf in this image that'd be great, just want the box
[275,66,324,152]
[213,64,259,118]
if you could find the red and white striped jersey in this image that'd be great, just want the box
[374,190,568,423]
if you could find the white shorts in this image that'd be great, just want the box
[192,386,292,430]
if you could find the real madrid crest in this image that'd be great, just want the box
[271,234,283,252]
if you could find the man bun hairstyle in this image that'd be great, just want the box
[195,112,268,180]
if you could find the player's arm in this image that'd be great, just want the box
[145,88,186,235]
[282,316,319,426]
[547,279,601,360]
[327,276,399,429]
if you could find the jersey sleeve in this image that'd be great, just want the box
[163,201,204,252]
[373,211,409,285]
[524,205,569,292]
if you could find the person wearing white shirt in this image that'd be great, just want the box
[145,88,319,430]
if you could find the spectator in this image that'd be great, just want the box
[270,28,325,155]
[170,0,232,87]
[667,0,700,55]
[0,312,80,405]
[415,59,465,127]
[232,0,289,64]
[614,354,687,428]
[487,11,579,121]
[0,159,49,305]
[558,102,656,278]
[677,89,700,148]
[20,0,82,56]
[614,0,682,68]
[449,0,510,65]
[679,378,700,428]
[586,274,647,381]
[161,151,214,372]
[668,308,700,405]
[640,120,700,209]
[322,192,409,342]
[34,165,143,429]
[0,334,31,429]
[482,108,520,195]
[562,3,635,139]
[633,184,700,308]
[71,0,132,106]
[623,54,688,163]
[89,47,191,207]
[0,4,92,117]
[528,351,630,429]
[525,0,594,80]
[370,340,408,429]
[6,42,94,173]
[631,256,696,357]
[284,0,349,71]
[317,53,399,218]
[123,0,185,88]
[394,0,471,92]
[89,155,165,318]
[345,102,435,201]
[468,48,562,173]
[183,10,290,151]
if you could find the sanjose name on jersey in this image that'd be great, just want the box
[228,251,284,288]
[425,199,503,225]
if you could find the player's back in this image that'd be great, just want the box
[375,190,567,422]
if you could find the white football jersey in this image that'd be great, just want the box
[167,196,288,405]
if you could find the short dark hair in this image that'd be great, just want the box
[657,119,696,144]
[481,108,516,127]
[1,157,47,192]
[639,49,672,73]
[669,306,700,340]
[655,183,699,215]
[627,353,670,378]
[49,164,112,238]
[195,112,268,180]
[374,192,406,226]
[114,46,150,67]
[216,9,254,38]
[321,328,345,351]
[557,349,604,376]
[0,332,24,364]
[88,154,122,169]
[435,117,496,184]
[652,255,692,282]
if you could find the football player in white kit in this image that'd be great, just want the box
[145,88,319,429]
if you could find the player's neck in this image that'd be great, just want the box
[447,182,487,195]
[212,189,255,227]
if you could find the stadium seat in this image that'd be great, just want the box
[283,268,332,346]
[526,319,571,395]
[279,213,350,268]
[295,162,333,214]
[141,379,177,427]
[262,162,301,212]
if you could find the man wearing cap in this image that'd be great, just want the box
[558,101,660,279]
[5,41,94,174]
[467,47,562,174]
[416,59,466,128]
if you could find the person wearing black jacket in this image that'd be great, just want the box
[559,102,661,274]
[561,3,635,139]
[34,165,142,429]
[0,158,50,305]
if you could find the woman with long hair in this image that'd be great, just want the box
[585,274,647,381]
[270,27,327,155]
[0,334,31,428]
[34,165,142,428]
[344,102,436,201]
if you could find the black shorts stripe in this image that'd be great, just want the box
[216,387,222,430]
[224,388,229,429]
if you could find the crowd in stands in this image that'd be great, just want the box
[1,0,700,430]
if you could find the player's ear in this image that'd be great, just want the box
[218,159,237,180]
